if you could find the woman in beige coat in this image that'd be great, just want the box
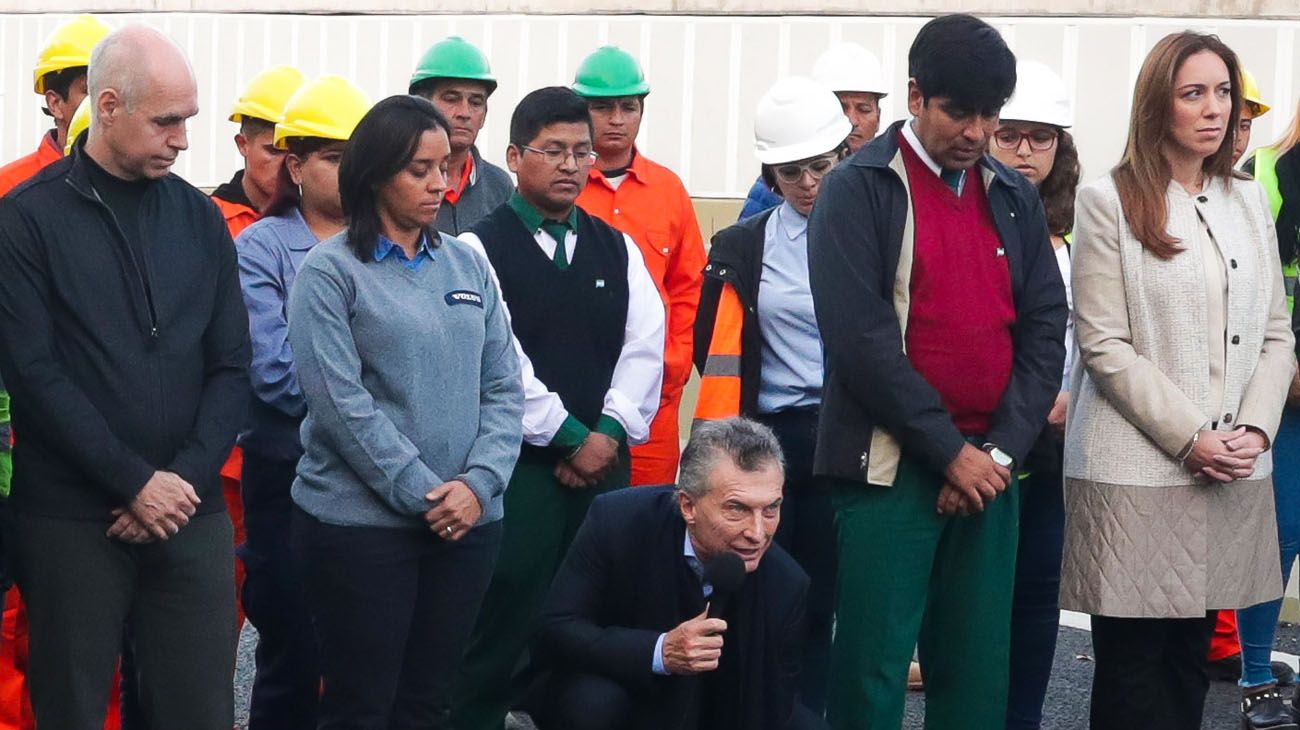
[1061,31,1295,730]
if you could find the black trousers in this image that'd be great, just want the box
[1089,613,1217,730]
[240,451,319,730]
[1006,438,1065,730]
[293,507,502,730]
[8,510,236,730]
[755,407,835,715]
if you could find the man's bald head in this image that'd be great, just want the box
[84,25,198,180]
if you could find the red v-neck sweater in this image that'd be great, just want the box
[898,133,1016,436]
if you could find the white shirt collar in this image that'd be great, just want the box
[901,119,944,179]
[901,119,970,194]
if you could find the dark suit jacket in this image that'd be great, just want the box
[534,486,811,730]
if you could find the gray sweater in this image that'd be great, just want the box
[434,147,515,236]
[287,231,522,528]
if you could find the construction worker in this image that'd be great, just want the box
[1232,68,1271,167]
[1207,68,1292,694]
[214,65,304,237]
[0,14,111,197]
[408,36,514,235]
[694,76,850,714]
[0,17,111,730]
[738,41,889,220]
[572,45,705,486]
[450,86,664,730]
[208,64,304,654]
[236,74,370,730]
[1236,94,1300,729]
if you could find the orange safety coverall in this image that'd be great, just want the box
[576,150,705,485]
[212,180,260,630]
[0,133,61,198]
[0,131,122,730]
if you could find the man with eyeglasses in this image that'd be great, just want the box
[807,15,1066,728]
[570,45,706,490]
[450,86,665,730]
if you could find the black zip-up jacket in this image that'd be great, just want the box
[692,208,776,417]
[807,120,1066,484]
[0,146,251,520]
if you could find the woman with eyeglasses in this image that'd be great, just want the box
[693,76,850,714]
[984,61,1081,730]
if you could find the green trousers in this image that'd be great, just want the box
[827,454,1020,730]
[451,453,629,730]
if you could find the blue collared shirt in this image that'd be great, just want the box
[652,531,713,675]
[236,207,320,459]
[756,202,823,414]
[374,232,436,272]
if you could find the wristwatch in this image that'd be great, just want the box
[982,443,1015,470]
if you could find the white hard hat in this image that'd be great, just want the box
[999,61,1073,128]
[753,77,853,165]
[811,42,889,97]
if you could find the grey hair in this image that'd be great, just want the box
[87,25,191,121]
[677,418,785,499]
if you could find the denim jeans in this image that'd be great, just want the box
[1236,408,1300,688]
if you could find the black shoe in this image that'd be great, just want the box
[1211,654,1298,686]
[1242,686,1299,730]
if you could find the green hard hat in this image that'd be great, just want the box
[572,46,650,98]
[409,36,498,96]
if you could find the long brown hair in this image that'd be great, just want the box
[1041,129,1080,237]
[1112,32,1243,259]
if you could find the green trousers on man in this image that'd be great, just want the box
[451,453,629,730]
[828,453,1020,730]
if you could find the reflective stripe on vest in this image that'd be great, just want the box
[693,282,745,422]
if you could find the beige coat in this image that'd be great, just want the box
[1060,174,1295,618]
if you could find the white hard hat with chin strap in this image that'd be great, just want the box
[998,61,1073,128]
[753,77,853,165]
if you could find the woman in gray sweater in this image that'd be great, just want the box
[286,95,522,728]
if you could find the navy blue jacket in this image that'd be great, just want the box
[807,120,1067,483]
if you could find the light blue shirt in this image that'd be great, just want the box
[756,202,824,414]
[374,232,437,272]
[652,531,713,675]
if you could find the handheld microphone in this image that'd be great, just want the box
[702,552,746,620]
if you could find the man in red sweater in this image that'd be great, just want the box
[808,15,1067,729]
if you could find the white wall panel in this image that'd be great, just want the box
[1,12,1298,196]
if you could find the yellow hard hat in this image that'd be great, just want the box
[274,76,372,149]
[1241,68,1270,117]
[230,65,305,124]
[64,97,91,155]
[34,15,112,94]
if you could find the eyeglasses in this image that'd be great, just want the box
[773,154,839,184]
[992,128,1059,151]
[518,145,599,167]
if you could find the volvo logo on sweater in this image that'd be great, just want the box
[445,290,484,308]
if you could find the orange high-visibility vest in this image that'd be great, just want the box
[693,282,746,422]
